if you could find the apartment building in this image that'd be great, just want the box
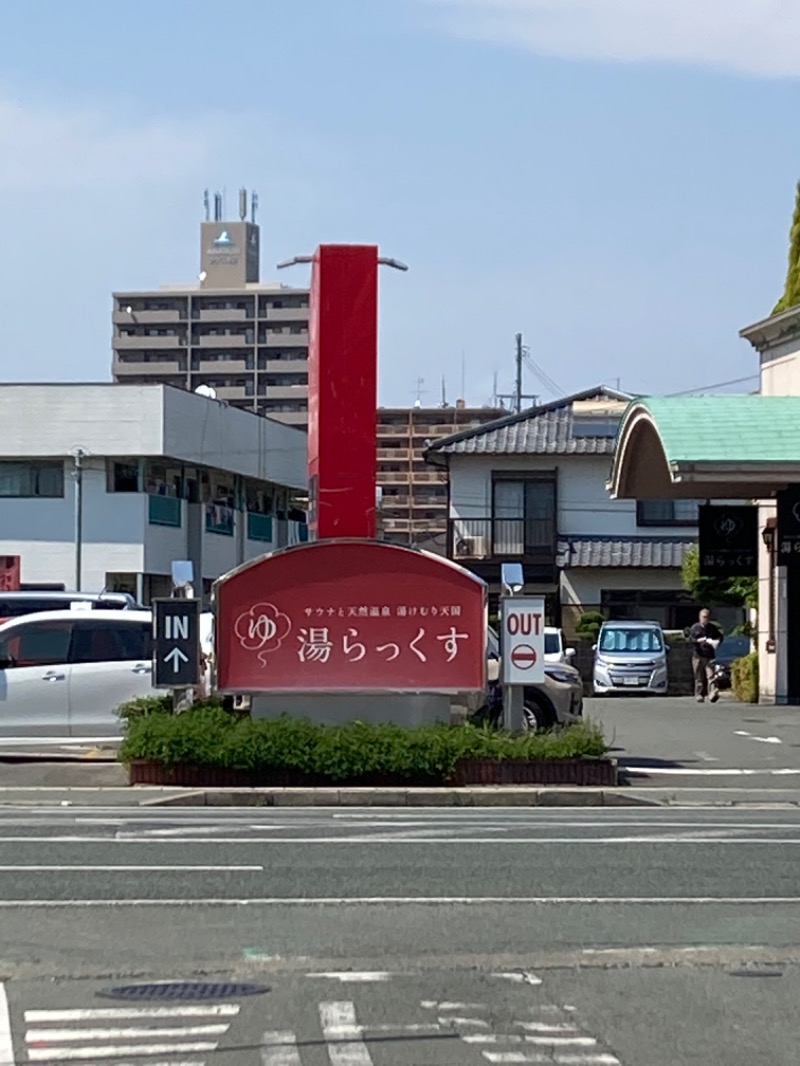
[377,401,505,551]
[112,191,310,427]
[0,384,308,603]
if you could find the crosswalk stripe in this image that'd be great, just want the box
[24,1009,238,1023]
[25,1026,228,1043]
[261,1031,301,1066]
[26,1042,218,1061]
[319,1003,373,1066]
[0,983,13,1066]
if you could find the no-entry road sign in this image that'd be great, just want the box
[502,597,545,684]
[153,598,201,688]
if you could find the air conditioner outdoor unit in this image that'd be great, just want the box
[456,536,488,558]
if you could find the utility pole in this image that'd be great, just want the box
[496,333,539,413]
[71,448,86,592]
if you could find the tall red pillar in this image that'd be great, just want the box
[307,244,379,540]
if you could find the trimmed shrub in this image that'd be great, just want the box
[118,707,608,782]
[731,652,759,704]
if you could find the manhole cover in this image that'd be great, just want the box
[98,981,270,1001]
[728,969,783,979]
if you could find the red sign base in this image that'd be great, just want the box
[214,540,487,694]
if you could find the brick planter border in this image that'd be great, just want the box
[128,757,617,789]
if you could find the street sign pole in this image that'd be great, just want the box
[153,566,201,709]
[500,563,526,732]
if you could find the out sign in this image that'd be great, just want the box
[502,596,545,685]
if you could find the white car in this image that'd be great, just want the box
[0,609,165,740]
[544,626,576,665]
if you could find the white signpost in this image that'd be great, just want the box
[502,596,546,685]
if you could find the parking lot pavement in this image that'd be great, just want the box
[587,695,800,789]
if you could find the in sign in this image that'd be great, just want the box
[502,596,545,685]
[153,598,201,689]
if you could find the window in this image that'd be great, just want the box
[637,499,700,526]
[0,461,64,498]
[0,621,72,667]
[492,476,556,555]
[599,626,663,653]
[70,621,151,663]
[107,460,140,493]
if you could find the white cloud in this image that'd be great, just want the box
[426,0,800,78]
[0,93,222,191]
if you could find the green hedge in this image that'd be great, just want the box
[117,701,608,781]
[731,652,759,704]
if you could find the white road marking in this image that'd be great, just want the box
[464,1034,523,1044]
[25,1025,228,1042]
[693,751,719,762]
[319,1002,373,1066]
[0,866,261,872]
[491,973,543,985]
[517,1023,578,1033]
[440,1016,490,1028]
[623,767,799,775]
[422,1001,487,1010]
[527,1035,597,1046]
[261,1030,301,1066]
[482,1054,549,1063]
[0,982,13,1066]
[734,731,782,745]
[553,1057,620,1065]
[26,1043,218,1061]
[307,973,392,983]
[3,895,800,907]
[24,1008,239,1023]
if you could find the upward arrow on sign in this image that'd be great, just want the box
[164,647,189,673]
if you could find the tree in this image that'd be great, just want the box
[774,180,800,314]
[681,545,757,611]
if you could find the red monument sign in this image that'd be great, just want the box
[213,242,488,698]
[308,245,379,541]
[215,540,486,693]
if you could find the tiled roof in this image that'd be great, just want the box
[625,395,800,464]
[557,536,695,569]
[429,386,632,457]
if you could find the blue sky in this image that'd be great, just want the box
[1,0,798,405]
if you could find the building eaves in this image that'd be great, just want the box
[557,536,695,569]
[427,385,634,459]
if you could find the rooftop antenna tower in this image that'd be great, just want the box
[213,192,222,222]
[203,189,210,221]
[239,187,247,221]
[440,376,447,407]
[251,191,259,224]
[413,376,427,408]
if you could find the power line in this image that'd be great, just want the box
[666,374,760,397]
[522,352,563,397]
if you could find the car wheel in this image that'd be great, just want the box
[523,695,558,731]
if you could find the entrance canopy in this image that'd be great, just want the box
[608,396,800,500]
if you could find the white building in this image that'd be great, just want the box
[0,384,307,602]
[427,387,703,631]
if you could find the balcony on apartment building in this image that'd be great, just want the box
[448,516,558,584]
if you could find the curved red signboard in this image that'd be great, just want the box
[214,539,486,693]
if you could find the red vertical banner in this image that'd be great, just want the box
[308,245,379,540]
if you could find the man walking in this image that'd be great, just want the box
[689,608,723,703]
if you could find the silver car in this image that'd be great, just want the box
[593,619,668,696]
[486,627,584,729]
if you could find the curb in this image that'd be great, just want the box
[140,786,660,808]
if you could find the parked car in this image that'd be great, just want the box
[0,609,163,739]
[592,619,668,696]
[710,634,752,691]
[480,627,584,729]
[544,626,576,665]
[0,590,137,623]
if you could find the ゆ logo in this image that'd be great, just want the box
[234,603,291,664]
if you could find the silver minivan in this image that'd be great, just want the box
[592,619,668,696]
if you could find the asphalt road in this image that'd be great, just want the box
[2,805,800,1065]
